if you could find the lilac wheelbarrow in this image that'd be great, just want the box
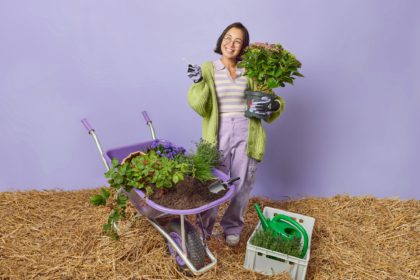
[81,111,236,275]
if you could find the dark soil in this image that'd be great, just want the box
[148,176,228,210]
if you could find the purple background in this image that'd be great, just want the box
[1,0,419,199]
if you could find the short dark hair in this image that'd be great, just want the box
[214,22,250,60]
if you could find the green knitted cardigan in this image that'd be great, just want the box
[187,61,285,161]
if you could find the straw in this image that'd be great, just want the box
[0,190,418,279]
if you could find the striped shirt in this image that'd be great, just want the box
[213,59,247,116]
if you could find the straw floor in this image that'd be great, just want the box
[0,189,418,280]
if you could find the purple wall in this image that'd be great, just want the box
[1,0,419,199]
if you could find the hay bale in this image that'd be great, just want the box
[0,190,418,279]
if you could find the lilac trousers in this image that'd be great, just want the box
[198,115,258,237]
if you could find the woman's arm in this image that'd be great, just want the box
[187,62,213,118]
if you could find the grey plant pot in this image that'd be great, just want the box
[245,90,275,120]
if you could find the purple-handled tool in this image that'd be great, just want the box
[142,111,156,140]
[81,118,94,133]
[80,118,109,170]
[142,111,151,123]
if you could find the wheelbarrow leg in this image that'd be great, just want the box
[180,215,187,255]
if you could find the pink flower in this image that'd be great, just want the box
[248,42,282,53]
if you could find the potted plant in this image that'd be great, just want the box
[238,42,303,119]
[90,139,223,238]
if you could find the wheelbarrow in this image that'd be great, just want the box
[81,111,237,275]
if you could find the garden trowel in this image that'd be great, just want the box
[208,177,240,194]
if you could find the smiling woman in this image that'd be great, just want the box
[186,22,286,247]
[214,23,249,64]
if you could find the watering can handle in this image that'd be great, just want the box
[254,203,270,231]
[277,214,309,259]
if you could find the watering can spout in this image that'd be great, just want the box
[254,203,270,231]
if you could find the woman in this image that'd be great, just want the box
[187,22,285,246]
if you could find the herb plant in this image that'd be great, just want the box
[190,140,222,182]
[251,228,303,258]
[238,42,303,94]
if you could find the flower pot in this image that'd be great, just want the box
[245,90,276,120]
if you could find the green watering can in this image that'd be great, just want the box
[254,203,309,259]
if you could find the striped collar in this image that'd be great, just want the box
[213,59,245,76]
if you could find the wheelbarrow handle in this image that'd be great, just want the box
[81,118,109,170]
[142,111,151,123]
[81,118,94,132]
[141,110,157,140]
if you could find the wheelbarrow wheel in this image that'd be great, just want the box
[166,219,206,271]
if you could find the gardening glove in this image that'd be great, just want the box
[187,64,202,83]
[250,96,280,117]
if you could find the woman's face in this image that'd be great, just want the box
[221,27,244,60]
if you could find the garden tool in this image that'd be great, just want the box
[254,203,309,258]
[208,177,240,194]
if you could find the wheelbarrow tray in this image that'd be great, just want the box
[104,139,236,217]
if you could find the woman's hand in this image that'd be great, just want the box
[187,64,202,83]
[250,96,280,117]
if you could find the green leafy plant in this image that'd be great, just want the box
[238,42,303,94]
[90,188,110,206]
[90,186,127,239]
[105,151,189,196]
[250,228,302,258]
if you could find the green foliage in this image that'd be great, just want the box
[250,228,303,258]
[190,140,222,182]
[194,139,222,167]
[90,188,110,206]
[90,187,128,240]
[103,191,127,239]
[238,42,303,94]
[104,151,189,196]
[191,157,214,182]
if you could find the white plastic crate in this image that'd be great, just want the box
[244,207,315,279]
